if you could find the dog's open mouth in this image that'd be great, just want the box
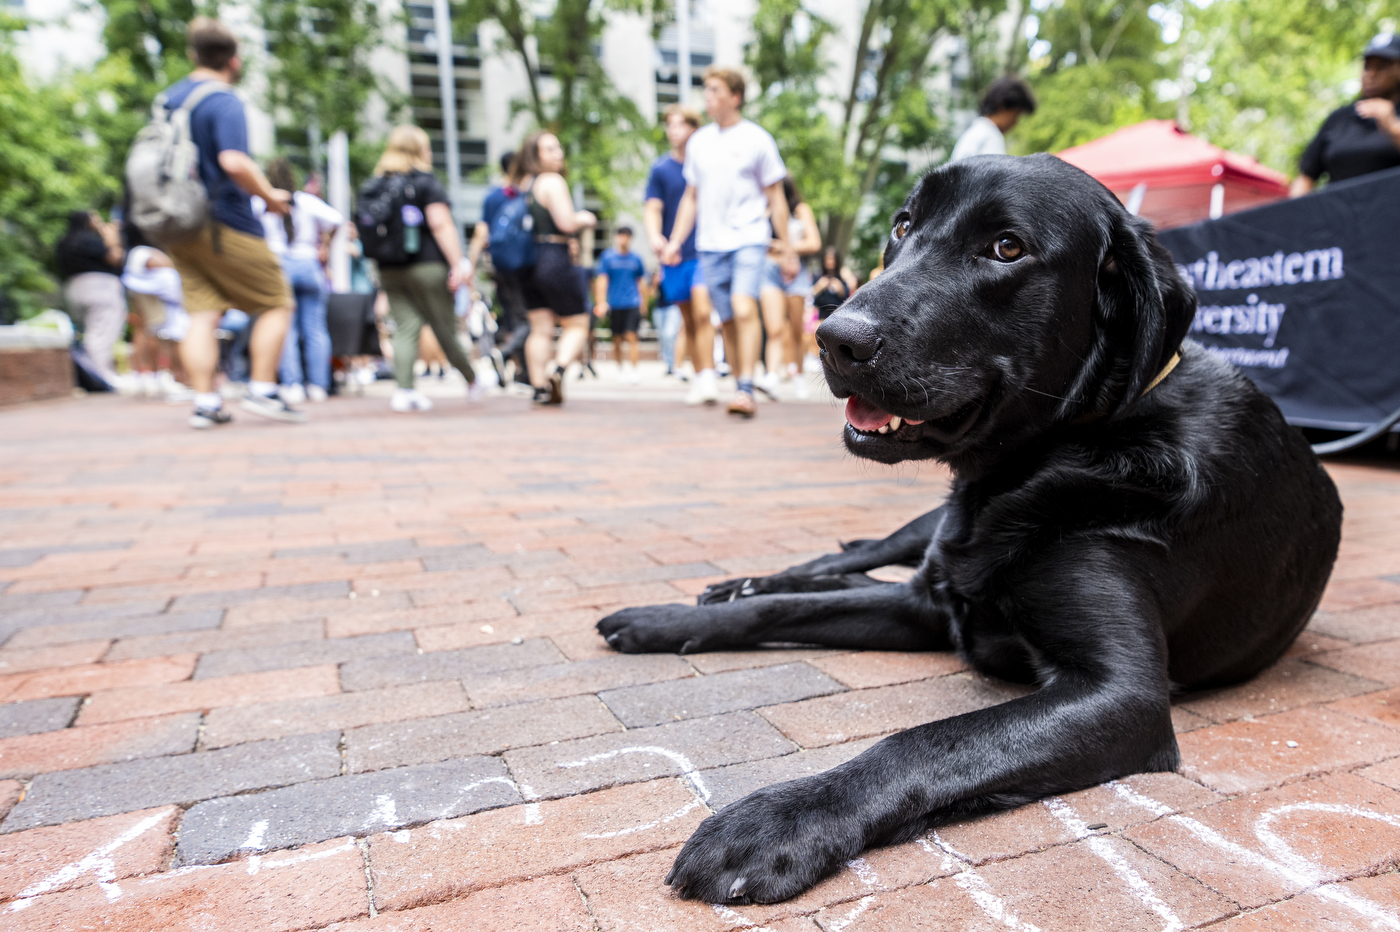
[845,395,983,445]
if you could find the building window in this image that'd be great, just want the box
[654,15,715,110]
[404,3,488,178]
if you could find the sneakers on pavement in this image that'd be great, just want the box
[467,380,487,402]
[241,391,309,423]
[727,390,757,418]
[791,375,811,399]
[280,383,308,405]
[547,365,564,405]
[390,388,434,412]
[305,385,328,403]
[755,372,782,401]
[189,407,233,430]
[686,370,719,406]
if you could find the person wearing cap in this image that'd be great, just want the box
[1292,32,1400,196]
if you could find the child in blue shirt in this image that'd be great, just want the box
[594,226,648,382]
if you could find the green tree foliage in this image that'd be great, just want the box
[1013,0,1167,153]
[258,0,387,181]
[0,16,122,315]
[743,0,1005,270]
[1169,0,1397,173]
[458,0,652,209]
[1016,0,1399,174]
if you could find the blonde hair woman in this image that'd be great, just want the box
[510,131,596,405]
[368,125,479,412]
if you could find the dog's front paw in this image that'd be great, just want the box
[696,576,758,605]
[596,604,710,654]
[666,781,855,904]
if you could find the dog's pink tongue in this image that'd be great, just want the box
[846,396,893,431]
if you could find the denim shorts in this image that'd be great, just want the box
[698,245,769,323]
[763,260,813,298]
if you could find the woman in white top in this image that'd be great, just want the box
[254,159,344,402]
[758,176,821,399]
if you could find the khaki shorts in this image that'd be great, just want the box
[126,289,166,330]
[167,222,292,316]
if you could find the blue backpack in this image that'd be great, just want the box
[489,186,538,271]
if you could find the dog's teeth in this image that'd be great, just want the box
[877,424,890,435]
[889,416,903,431]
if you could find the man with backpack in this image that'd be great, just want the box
[132,18,303,429]
[467,152,532,389]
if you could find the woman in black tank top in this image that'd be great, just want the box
[812,246,859,319]
[511,131,597,405]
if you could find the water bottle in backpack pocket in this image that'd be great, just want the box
[401,204,424,255]
[355,175,420,264]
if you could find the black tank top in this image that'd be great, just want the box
[528,184,563,240]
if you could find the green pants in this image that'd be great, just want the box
[379,261,476,389]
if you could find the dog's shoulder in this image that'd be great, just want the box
[951,340,1327,552]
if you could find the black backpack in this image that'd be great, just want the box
[355,173,420,264]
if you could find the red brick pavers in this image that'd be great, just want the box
[1,392,1399,930]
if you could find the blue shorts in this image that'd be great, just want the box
[699,246,768,323]
[660,258,699,306]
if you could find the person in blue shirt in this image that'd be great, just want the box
[467,152,532,387]
[644,105,717,404]
[155,18,305,430]
[593,227,648,383]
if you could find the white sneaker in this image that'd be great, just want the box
[240,391,308,423]
[305,385,328,403]
[467,380,487,402]
[755,372,783,401]
[280,383,307,405]
[139,372,161,398]
[619,366,641,384]
[792,375,811,399]
[391,388,433,412]
[686,370,719,406]
[163,383,196,405]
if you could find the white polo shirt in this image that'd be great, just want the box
[949,116,1007,162]
[682,119,788,253]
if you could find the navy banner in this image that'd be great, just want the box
[1157,166,1400,431]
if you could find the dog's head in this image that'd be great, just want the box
[818,153,1195,475]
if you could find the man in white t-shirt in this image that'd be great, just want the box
[949,76,1037,162]
[662,66,791,418]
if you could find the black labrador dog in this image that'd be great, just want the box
[596,153,1342,904]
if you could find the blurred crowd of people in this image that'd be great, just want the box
[50,13,1398,431]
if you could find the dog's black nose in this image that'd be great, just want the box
[816,313,882,373]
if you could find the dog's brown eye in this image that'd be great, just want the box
[991,237,1024,262]
[893,219,911,240]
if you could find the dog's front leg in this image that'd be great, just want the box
[697,506,946,605]
[597,579,950,654]
[665,568,1178,903]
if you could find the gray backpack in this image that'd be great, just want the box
[125,81,232,245]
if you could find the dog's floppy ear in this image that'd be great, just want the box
[1095,212,1195,418]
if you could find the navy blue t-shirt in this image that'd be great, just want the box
[596,248,646,309]
[163,78,261,237]
[644,155,696,262]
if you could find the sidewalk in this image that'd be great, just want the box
[0,388,1398,931]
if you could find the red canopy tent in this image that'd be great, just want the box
[1056,120,1290,230]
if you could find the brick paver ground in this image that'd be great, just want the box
[2,384,1399,930]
